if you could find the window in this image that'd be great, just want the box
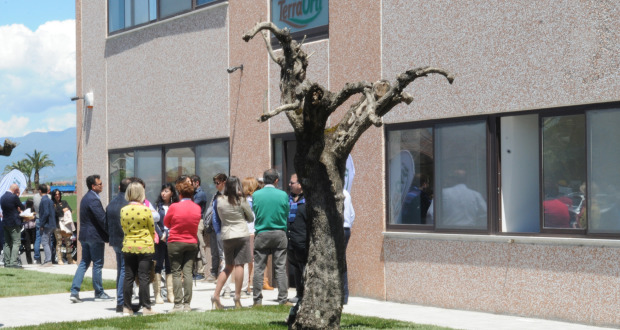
[108,0,226,34]
[160,0,192,18]
[541,114,586,229]
[108,0,157,33]
[136,148,163,203]
[109,151,134,197]
[108,139,229,203]
[386,103,620,238]
[273,135,297,189]
[587,108,620,234]
[271,0,329,42]
[388,121,487,231]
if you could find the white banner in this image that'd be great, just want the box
[0,169,28,194]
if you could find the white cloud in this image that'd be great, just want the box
[42,107,76,132]
[0,20,76,136]
[0,116,30,137]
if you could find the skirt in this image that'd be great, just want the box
[223,236,251,265]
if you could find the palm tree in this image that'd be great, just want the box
[4,159,34,190]
[26,149,55,189]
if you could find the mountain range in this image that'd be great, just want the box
[0,127,76,183]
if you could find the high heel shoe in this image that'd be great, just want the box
[211,295,224,310]
[233,295,242,309]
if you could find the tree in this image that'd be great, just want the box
[0,139,17,156]
[4,159,33,190]
[242,22,453,329]
[26,149,55,189]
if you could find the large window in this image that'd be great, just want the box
[388,121,487,231]
[386,103,620,237]
[271,0,329,42]
[108,139,229,203]
[108,0,226,34]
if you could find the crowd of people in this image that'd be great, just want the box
[1,183,77,268]
[1,168,355,317]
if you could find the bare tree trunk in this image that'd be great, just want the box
[292,135,347,328]
[242,21,453,329]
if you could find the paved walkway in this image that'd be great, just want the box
[0,264,613,329]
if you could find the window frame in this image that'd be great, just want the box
[385,101,620,239]
[107,0,227,36]
[107,138,230,202]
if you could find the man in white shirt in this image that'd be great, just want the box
[343,189,355,304]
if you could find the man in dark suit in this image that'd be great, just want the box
[1,184,23,268]
[70,174,113,303]
[38,184,56,266]
[106,178,130,313]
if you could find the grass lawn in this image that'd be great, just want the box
[14,305,452,330]
[0,267,116,298]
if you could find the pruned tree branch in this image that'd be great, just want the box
[242,21,290,45]
[260,30,282,66]
[376,66,453,116]
[259,100,301,122]
[327,81,372,114]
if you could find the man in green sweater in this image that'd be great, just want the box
[251,169,291,306]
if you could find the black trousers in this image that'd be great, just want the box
[23,228,36,264]
[287,246,308,298]
[154,241,171,274]
[123,252,154,310]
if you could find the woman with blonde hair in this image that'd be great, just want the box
[241,177,259,294]
[211,176,254,309]
[121,182,156,315]
[164,178,201,312]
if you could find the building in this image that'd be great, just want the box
[76,1,620,326]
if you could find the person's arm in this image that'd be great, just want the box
[146,206,155,240]
[91,198,108,236]
[120,207,128,234]
[163,204,173,229]
[148,201,160,223]
[241,198,254,223]
[212,199,221,233]
[343,190,355,228]
[62,200,71,212]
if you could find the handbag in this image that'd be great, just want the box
[59,210,76,234]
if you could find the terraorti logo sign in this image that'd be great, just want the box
[277,0,325,29]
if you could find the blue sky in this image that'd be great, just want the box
[0,0,76,138]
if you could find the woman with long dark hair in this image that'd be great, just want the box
[211,176,254,309]
[153,183,179,304]
[52,189,74,264]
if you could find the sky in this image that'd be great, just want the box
[0,0,76,138]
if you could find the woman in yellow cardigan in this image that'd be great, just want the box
[121,182,157,315]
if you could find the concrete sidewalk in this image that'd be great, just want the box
[0,264,612,329]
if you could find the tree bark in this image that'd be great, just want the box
[243,22,453,329]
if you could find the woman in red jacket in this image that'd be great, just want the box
[164,178,201,313]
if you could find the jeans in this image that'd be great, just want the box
[209,230,221,276]
[154,241,171,274]
[2,226,21,267]
[168,242,197,305]
[41,227,55,263]
[343,227,351,304]
[70,240,105,296]
[113,246,125,307]
[253,230,288,304]
[124,252,154,310]
[34,219,41,261]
